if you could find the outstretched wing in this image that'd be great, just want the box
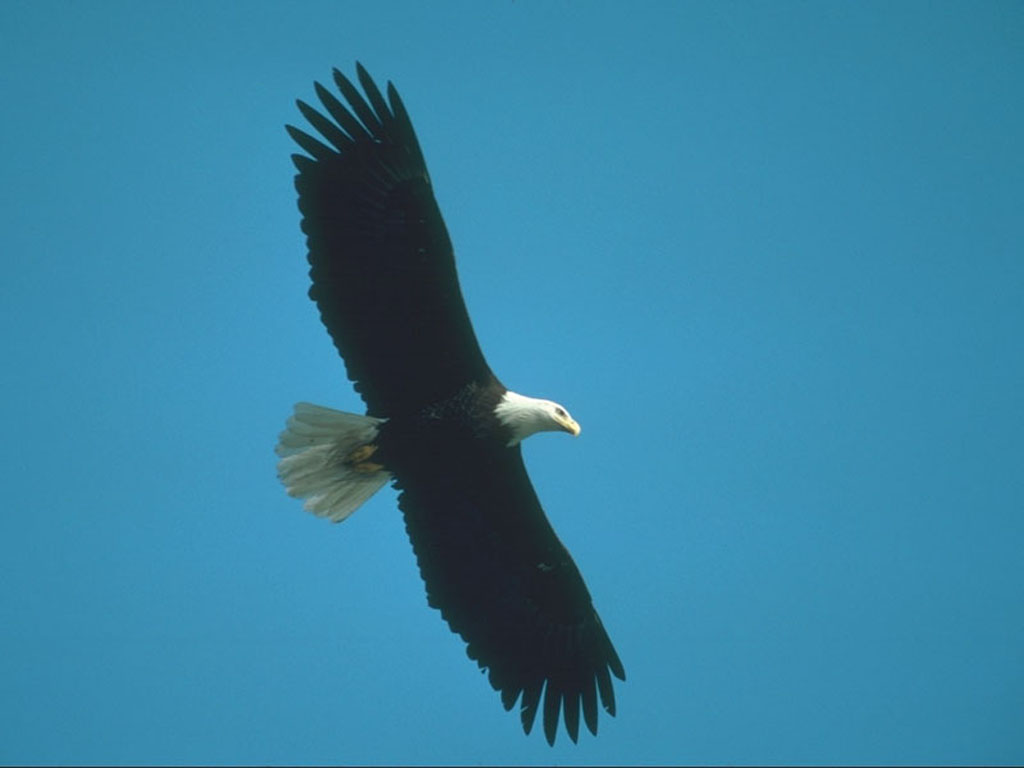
[287,64,493,417]
[395,442,626,745]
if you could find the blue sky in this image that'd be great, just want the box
[2,1,1022,764]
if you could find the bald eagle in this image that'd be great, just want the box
[275,64,625,746]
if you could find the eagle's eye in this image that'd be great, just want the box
[555,407,566,418]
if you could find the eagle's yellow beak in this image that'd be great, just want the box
[561,416,581,437]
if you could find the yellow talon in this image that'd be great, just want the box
[353,461,384,474]
[348,444,378,463]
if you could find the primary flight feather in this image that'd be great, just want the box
[276,63,625,746]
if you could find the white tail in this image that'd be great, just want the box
[275,402,390,523]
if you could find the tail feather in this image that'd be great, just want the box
[275,402,390,522]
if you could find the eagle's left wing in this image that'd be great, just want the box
[393,441,625,745]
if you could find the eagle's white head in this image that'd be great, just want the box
[494,390,581,446]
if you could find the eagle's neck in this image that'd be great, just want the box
[493,390,558,446]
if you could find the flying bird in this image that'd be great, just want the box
[276,64,625,746]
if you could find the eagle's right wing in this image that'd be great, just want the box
[287,64,494,417]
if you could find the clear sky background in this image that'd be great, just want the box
[2,1,1022,765]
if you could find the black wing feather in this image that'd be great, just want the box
[291,64,493,416]
[385,83,428,171]
[332,67,383,136]
[520,677,543,734]
[286,124,335,161]
[315,81,369,143]
[563,681,581,743]
[356,63,392,128]
[395,441,625,746]
[580,673,599,736]
[296,99,352,152]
